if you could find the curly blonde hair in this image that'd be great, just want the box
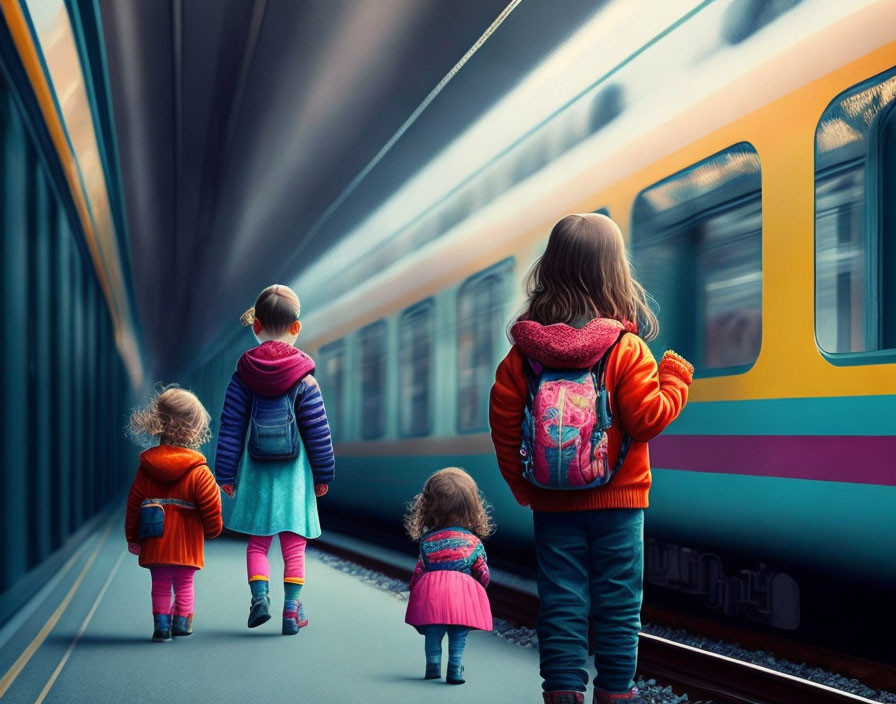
[404,467,495,541]
[128,385,211,449]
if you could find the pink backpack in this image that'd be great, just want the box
[520,335,630,490]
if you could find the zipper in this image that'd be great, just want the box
[557,386,566,481]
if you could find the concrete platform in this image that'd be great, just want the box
[0,512,541,703]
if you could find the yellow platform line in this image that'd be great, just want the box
[0,516,114,698]
[34,546,126,704]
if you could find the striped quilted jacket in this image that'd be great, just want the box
[410,527,490,588]
[213,341,335,486]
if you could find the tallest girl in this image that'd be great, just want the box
[489,214,693,704]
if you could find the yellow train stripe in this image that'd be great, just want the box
[614,40,896,401]
[0,516,114,698]
[306,38,896,402]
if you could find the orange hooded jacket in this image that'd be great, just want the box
[124,445,223,569]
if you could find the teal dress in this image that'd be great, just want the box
[225,438,321,538]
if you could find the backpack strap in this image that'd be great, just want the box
[521,358,543,404]
[591,330,631,474]
[287,380,304,409]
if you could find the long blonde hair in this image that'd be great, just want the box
[128,385,211,449]
[520,213,658,340]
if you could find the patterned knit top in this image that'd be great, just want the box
[410,527,490,589]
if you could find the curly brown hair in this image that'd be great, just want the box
[404,467,495,541]
[128,384,211,449]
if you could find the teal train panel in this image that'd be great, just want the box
[331,454,896,582]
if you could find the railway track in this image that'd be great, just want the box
[315,535,883,704]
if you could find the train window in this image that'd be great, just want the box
[359,321,387,440]
[317,340,345,442]
[632,143,762,375]
[398,299,434,437]
[457,260,512,433]
[815,67,896,358]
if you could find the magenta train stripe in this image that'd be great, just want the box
[649,435,896,486]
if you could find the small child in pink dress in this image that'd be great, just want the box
[404,467,494,685]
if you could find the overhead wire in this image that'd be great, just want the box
[278,0,523,277]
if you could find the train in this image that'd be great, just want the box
[185,1,896,660]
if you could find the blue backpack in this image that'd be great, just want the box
[247,383,302,461]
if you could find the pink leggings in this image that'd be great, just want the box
[150,566,196,615]
[247,532,307,583]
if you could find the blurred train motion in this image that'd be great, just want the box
[183,0,896,660]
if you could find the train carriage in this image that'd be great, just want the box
[186,0,896,660]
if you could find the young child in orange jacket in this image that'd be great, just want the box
[125,386,223,642]
[489,213,693,704]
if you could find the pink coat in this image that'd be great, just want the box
[404,528,493,631]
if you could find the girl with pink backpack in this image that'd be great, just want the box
[489,213,694,704]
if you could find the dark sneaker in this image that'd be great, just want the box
[424,662,441,680]
[172,614,193,637]
[446,663,465,685]
[152,613,172,642]
[544,693,585,704]
[593,686,645,703]
[248,595,271,628]
[281,601,308,635]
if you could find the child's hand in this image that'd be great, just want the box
[220,484,235,498]
[128,542,140,556]
[314,484,328,497]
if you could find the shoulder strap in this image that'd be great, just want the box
[592,329,627,380]
[592,330,632,473]
[288,380,305,407]
[521,357,542,403]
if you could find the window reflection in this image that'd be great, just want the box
[399,301,434,437]
[317,340,344,442]
[457,262,511,432]
[815,69,896,355]
[359,322,386,440]
[633,143,762,373]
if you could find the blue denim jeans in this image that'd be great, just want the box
[420,624,470,666]
[533,509,644,694]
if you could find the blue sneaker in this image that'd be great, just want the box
[152,613,172,642]
[281,602,308,635]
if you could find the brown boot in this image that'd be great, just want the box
[543,692,585,704]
